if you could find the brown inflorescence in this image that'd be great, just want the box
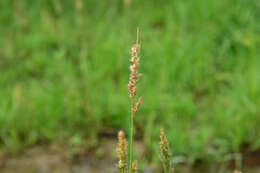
[128,42,142,100]
[117,131,128,173]
[160,128,173,173]
[132,96,143,113]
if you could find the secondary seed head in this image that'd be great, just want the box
[117,131,128,172]
[160,128,173,173]
[132,96,143,113]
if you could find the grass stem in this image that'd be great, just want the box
[129,98,135,173]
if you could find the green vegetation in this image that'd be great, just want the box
[0,0,260,164]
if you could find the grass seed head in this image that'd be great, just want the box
[132,96,143,113]
[160,128,173,173]
[128,30,141,100]
[117,131,128,173]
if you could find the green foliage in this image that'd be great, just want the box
[0,0,260,162]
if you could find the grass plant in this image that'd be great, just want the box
[116,31,244,173]
[117,30,174,173]
[127,28,142,173]
[117,29,143,173]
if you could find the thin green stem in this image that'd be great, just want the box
[129,98,135,173]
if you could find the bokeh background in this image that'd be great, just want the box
[0,0,260,171]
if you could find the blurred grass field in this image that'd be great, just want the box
[0,0,260,163]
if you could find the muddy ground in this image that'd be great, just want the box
[0,139,259,173]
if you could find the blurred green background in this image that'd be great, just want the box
[0,0,260,163]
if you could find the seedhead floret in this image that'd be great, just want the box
[131,160,138,173]
[234,170,242,173]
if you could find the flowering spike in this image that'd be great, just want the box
[160,128,173,173]
[117,131,128,173]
